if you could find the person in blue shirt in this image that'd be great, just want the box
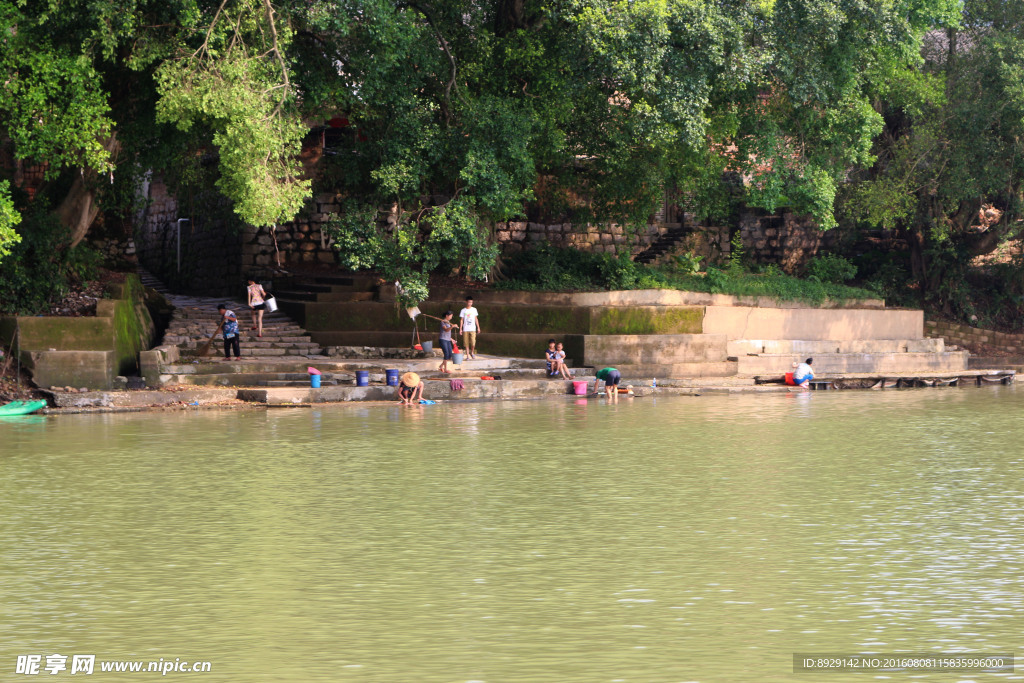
[218,304,241,360]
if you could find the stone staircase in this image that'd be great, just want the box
[632,224,695,265]
[163,304,325,359]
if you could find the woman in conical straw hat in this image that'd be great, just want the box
[397,371,424,405]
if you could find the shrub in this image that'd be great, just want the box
[806,253,857,284]
[0,207,101,314]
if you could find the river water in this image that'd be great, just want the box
[2,387,1023,682]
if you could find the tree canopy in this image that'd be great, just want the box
[3,0,1014,308]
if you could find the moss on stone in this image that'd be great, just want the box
[2,273,156,387]
[589,306,703,335]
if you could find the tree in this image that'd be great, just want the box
[842,0,1024,314]
[0,0,312,265]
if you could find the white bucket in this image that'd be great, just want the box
[265,296,278,313]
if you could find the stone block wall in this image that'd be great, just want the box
[737,210,836,273]
[926,319,1024,354]
[89,236,137,266]
[0,274,157,389]
[136,176,837,294]
[242,193,340,278]
[135,177,245,296]
[494,221,664,255]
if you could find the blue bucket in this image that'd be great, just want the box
[355,370,369,387]
[386,369,400,386]
[310,374,321,388]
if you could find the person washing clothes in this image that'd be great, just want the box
[397,372,424,405]
[592,367,621,401]
[792,358,814,388]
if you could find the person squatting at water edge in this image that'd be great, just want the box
[459,296,481,360]
[247,279,268,337]
[398,372,424,405]
[592,367,622,401]
[218,304,241,360]
[792,358,814,388]
[438,311,459,374]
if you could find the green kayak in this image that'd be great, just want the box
[0,400,47,416]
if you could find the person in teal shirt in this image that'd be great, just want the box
[592,367,621,401]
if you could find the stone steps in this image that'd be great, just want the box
[163,301,323,357]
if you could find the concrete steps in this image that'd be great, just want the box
[728,338,945,355]
[735,351,969,375]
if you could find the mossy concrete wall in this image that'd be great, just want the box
[284,301,703,336]
[0,274,156,389]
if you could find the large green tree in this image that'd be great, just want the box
[843,0,1024,313]
[0,0,963,289]
[0,0,309,259]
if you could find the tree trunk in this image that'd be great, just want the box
[54,134,120,248]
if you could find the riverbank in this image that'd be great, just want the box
[29,366,1016,414]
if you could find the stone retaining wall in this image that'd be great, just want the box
[926,319,1024,354]
[737,210,838,273]
[135,177,244,296]
[137,177,837,294]
[0,274,157,389]
[89,236,137,266]
[494,221,664,254]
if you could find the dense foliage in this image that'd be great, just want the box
[497,246,875,304]
[2,0,1023,316]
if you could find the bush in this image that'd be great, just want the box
[0,207,101,315]
[806,253,857,284]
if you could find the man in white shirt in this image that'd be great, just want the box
[459,296,482,359]
[792,357,813,388]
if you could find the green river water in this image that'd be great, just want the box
[2,387,1023,682]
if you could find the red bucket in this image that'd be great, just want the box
[784,372,796,386]
[573,380,589,395]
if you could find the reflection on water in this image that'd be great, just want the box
[2,388,1024,681]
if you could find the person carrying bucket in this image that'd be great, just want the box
[397,372,424,405]
[592,367,621,401]
[437,311,459,374]
[247,279,268,337]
